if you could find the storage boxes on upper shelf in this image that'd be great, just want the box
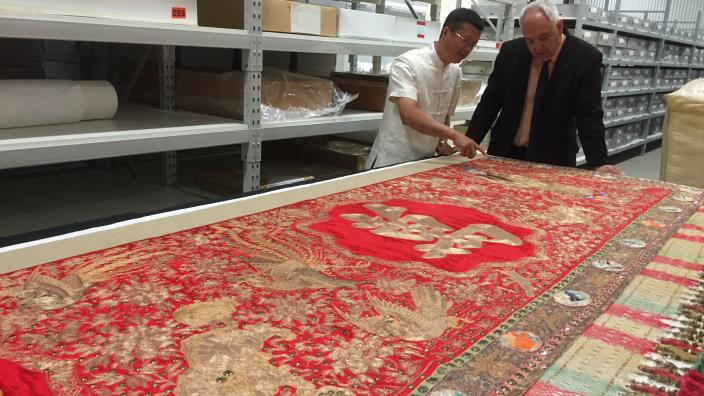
[582,6,608,22]
[198,0,337,37]
[0,0,198,25]
[337,9,395,41]
[393,18,442,44]
[198,0,441,44]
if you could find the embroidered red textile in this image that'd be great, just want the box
[0,359,53,396]
[311,199,536,272]
[0,158,679,395]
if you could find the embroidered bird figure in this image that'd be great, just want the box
[18,248,154,310]
[222,230,357,290]
[338,287,460,341]
[243,258,357,290]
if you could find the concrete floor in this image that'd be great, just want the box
[610,144,662,181]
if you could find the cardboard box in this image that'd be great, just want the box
[181,69,336,120]
[338,8,395,41]
[299,139,370,170]
[198,0,337,37]
[330,72,388,112]
[195,168,315,195]
[0,0,197,25]
[394,17,441,44]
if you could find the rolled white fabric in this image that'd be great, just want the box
[0,79,118,129]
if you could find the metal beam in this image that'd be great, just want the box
[157,45,178,188]
[241,0,263,193]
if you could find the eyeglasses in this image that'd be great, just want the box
[453,31,476,49]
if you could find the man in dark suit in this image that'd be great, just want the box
[468,0,621,174]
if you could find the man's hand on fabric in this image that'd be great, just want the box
[452,132,486,158]
[594,165,623,175]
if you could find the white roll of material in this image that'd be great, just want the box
[0,79,118,129]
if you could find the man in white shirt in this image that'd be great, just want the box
[365,8,486,169]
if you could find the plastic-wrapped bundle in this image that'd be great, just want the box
[661,79,704,188]
[458,78,485,107]
[174,68,356,122]
[0,80,117,129]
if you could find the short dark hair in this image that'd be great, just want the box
[443,8,485,32]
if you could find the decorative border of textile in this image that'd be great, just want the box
[519,204,704,395]
[425,167,704,395]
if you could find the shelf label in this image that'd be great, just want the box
[416,20,426,39]
[172,7,186,19]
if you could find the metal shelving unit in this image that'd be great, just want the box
[571,0,703,160]
[480,1,700,167]
[0,7,498,192]
[0,105,248,170]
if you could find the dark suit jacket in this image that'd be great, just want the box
[468,32,608,169]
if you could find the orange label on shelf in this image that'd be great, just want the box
[172,7,186,19]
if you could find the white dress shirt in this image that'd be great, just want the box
[365,45,462,169]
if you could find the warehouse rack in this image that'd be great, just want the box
[0,2,503,192]
[477,0,702,167]
[569,0,703,165]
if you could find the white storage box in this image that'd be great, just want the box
[0,0,198,25]
[584,6,606,21]
[580,30,598,44]
[597,32,614,45]
[394,17,441,44]
[631,17,645,29]
[337,9,395,41]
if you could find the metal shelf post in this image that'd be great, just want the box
[241,0,263,193]
[157,45,178,188]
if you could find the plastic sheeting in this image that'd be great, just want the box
[661,79,704,188]
[174,68,356,122]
